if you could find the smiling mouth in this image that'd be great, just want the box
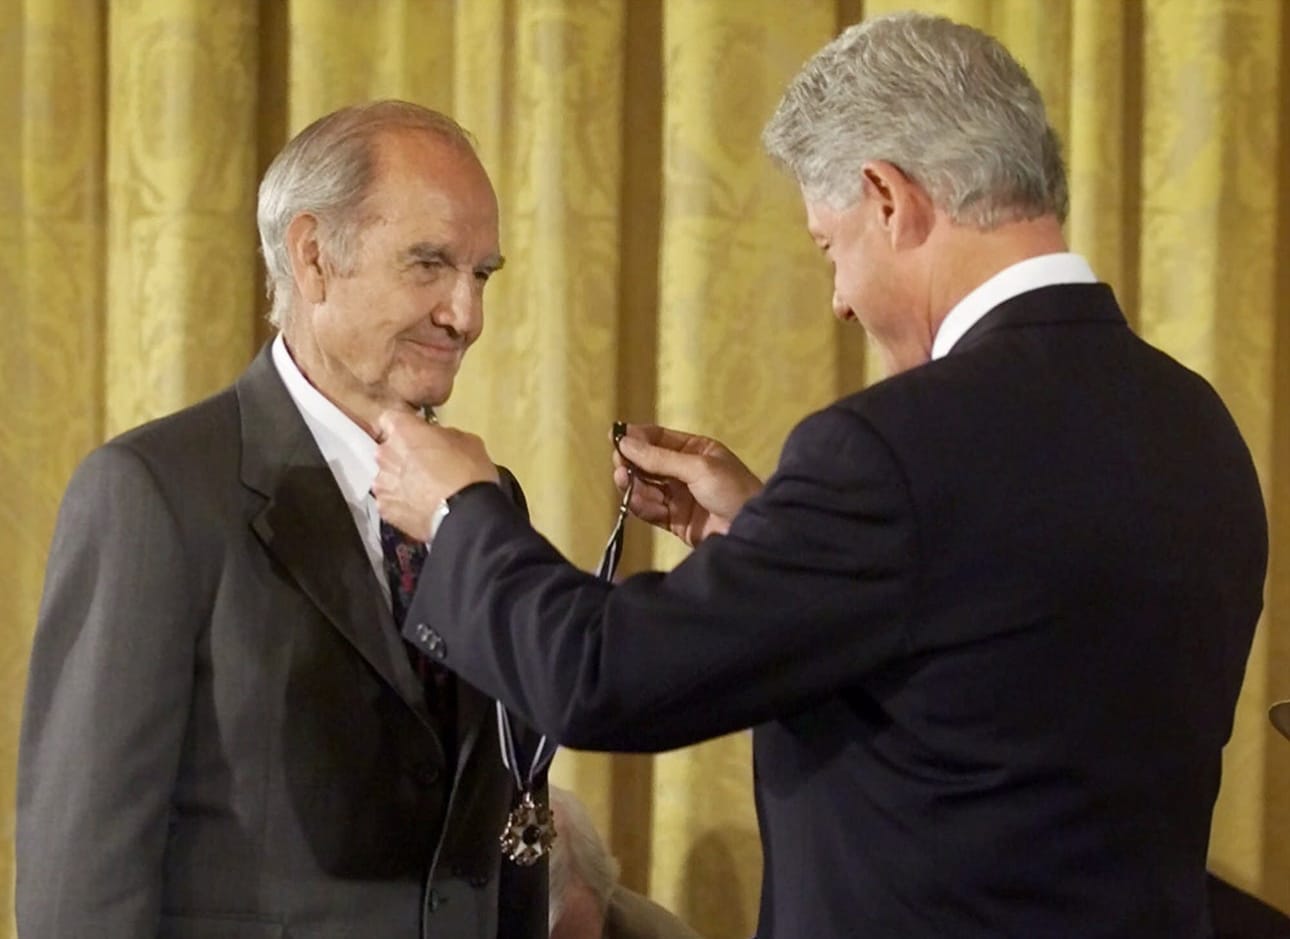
[403,337,463,361]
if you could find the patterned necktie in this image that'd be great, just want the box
[379,518,455,752]
[379,518,427,626]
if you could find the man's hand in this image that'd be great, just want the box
[373,410,499,541]
[613,424,763,547]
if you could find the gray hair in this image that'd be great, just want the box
[762,12,1068,229]
[256,100,477,328]
[548,785,621,929]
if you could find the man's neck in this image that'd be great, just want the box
[280,326,383,440]
[925,214,1068,339]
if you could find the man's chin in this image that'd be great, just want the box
[388,364,457,412]
[398,381,454,413]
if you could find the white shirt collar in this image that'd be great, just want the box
[931,252,1097,359]
[270,333,378,504]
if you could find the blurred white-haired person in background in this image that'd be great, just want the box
[548,787,703,939]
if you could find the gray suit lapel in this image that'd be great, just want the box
[453,681,491,784]
[233,345,442,744]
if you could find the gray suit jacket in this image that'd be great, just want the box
[17,344,546,938]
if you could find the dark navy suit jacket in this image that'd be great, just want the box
[406,284,1267,938]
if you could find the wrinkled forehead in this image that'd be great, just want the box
[363,131,499,232]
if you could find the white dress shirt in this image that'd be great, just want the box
[271,334,390,608]
[931,252,1098,359]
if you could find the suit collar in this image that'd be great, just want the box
[269,333,379,509]
[950,282,1127,355]
[932,253,1098,358]
[236,343,490,773]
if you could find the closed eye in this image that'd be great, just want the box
[475,255,505,284]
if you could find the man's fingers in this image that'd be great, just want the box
[627,490,672,527]
[618,435,703,483]
[624,422,713,453]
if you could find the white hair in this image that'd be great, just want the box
[547,785,621,929]
[762,12,1067,228]
[256,100,477,329]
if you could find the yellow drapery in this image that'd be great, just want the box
[2,2,1287,935]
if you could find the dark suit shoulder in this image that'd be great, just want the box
[496,465,529,517]
[102,383,242,481]
[65,381,256,555]
[831,302,1243,465]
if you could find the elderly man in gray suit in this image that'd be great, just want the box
[16,100,546,938]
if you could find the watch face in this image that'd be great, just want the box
[1272,701,1290,742]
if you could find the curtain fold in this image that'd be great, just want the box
[1136,0,1287,893]
[2,2,1288,935]
[648,3,840,931]
[1068,1,1138,313]
[449,0,633,871]
[104,0,259,436]
[1,2,107,929]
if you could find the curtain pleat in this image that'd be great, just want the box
[104,0,259,436]
[1137,0,1288,897]
[1,4,107,931]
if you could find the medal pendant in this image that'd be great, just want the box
[500,789,555,866]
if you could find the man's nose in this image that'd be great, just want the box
[436,270,483,340]
[831,289,853,322]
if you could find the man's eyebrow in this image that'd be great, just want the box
[404,242,449,264]
[403,243,504,274]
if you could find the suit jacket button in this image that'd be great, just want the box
[414,622,432,643]
[425,629,447,660]
[409,761,441,786]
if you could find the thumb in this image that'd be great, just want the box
[618,435,702,483]
[375,410,401,443]
[376,408,420,445]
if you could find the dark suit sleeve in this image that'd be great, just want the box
[16,444,196,935]
[407,406,917,752]
[489,464,552,938]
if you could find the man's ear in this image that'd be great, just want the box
[861,160,935,251]
[285,213,327,305]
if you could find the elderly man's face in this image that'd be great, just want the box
[291,129,501,431]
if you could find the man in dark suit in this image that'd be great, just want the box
[370,14,1267,939]
[17,101,546,937]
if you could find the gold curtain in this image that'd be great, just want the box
[2,1,1288,936]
